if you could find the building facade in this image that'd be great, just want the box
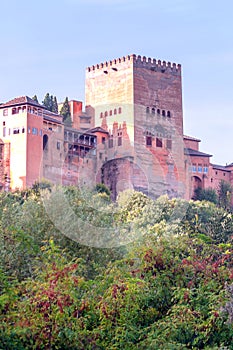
[0,54,232,201]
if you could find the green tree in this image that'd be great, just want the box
[42,93,58,113]
[52,96,58,113]
[194,187,218,204]
[60,97,72,126]
[218,180,232,211]
[32,95,39,103]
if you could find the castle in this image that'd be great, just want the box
[0,54,232,200]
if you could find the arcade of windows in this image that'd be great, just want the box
[100,107,122,118]
[145,131,172,150]
[146,107,171,118]
[192,164,208,173]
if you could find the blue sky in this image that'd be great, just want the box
[0,0,233,164]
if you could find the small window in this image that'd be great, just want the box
[32,127,38,135]
[102,137,106,144]
[146,107,150,113]
[118,137,122,146]
[109,138,113,148]
[43,134,48,151]
[223,173,225,176]
[57,141,61,150]
[203,166,208,173]
[157,109,160,115]
[13,128,20,134]
[22,127,25,133]
[104,111,108,117]
[3,109,8,116]
[152,108,155,114]
[162,110,166,117]
[3,121,5,126]
[198,165,202,173]
[114,108,117,115]
[118,107,122,114]
[167,111,171,117]
[146,136,152,146]
[100,112,103,118]
[156,137,162,147]
[215,171,218,175]
[3,127,6,137]
[109,110,112,116]
[167,139,172,150]
[192,164,197,172]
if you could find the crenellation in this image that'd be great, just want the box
[86,54,181,74]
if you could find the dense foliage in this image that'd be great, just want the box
[42,93,58,113]
[60,97,72,126]
[0,186,233,349]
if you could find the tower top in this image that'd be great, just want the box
[86,54,181,75]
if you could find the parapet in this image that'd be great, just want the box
[86,54,181,74]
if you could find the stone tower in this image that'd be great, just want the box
[85,54,186,199]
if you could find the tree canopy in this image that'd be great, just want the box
[0,187,233,349]
[42,93,58,113]
[60,97,72,126]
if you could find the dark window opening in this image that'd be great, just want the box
[162,110,166,117]
[109,110,112,116]
[118,107,122,114]
[43,134,48,151]
[146,136,152,146]
[118,137,122,146]
[167,111,171,117]
[114,108,117,115]
[152,108,155,114]
[157,109,160,115]
[156,137,162,147]
[102,137,106,144]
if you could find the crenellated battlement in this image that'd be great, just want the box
[86,54,181,74]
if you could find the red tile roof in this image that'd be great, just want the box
[0,96,43,108]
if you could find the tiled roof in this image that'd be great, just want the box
[87,127,109,134]
[43,115,62,124]
[0,96,43,108]
[211,164,231,172]
[183,135,201,142]
[184,148,212,157]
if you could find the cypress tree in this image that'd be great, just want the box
[52,96,58,114]
[32,95,39,103]
[60,97,72,127]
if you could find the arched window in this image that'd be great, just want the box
[109,110,112,116]
[167,111,171,117]
[162,110,166,117]
[152,108,155,114]
[118,107,122,114]
[104,111,108,117]
[157,109,160,115]
[114,108,117,115]
[43,134,48,151]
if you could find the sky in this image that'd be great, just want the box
[0,0,232,164]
